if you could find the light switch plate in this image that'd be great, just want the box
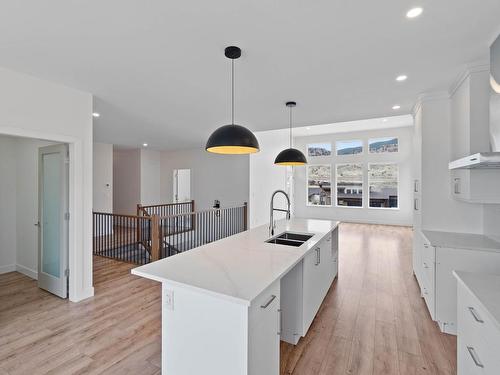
[163,288,174,310]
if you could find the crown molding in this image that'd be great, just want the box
[448,61,490,97]
[411,91,450,117]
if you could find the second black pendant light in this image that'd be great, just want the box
[274,102,307,166]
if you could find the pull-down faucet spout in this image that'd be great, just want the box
[269,190,291,236]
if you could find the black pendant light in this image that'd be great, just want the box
[206,46,260,154]
[274,102,307,166]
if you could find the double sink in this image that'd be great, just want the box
[266,232,314,247]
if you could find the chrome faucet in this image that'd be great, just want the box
[269,190,291,236]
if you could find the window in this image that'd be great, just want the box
[369,137,398,153]
[369,163,398,208]
[307,165,332,206]
[336,164,363,207]
[307,143,331,157]
[336,140,363,155]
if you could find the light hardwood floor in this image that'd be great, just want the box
[0,223,456,374]
[0,257,162,375]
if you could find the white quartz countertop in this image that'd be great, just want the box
[453,271,500,331]
[422,230,500,253]
[132,218,339,306]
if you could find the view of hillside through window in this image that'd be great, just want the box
[336,164,363,207]
[369,137,398,153]
[369,163,398,208]
[307,143,331,157]
[307,165,331,206]
[336,140,363,155]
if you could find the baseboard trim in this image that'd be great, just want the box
[0,264,16,274]
[16,264,38,280]
[70,286,95,302]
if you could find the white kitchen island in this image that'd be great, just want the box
[132,218,339,375]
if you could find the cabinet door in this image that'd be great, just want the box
[248,280,280,375]
[436,248,500,335]
[302,247,323,334]
[280,262,302,345]
[413,230,423,284]
[319,237,334,293]
[327,229,339,283]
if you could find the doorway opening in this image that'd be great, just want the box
[173,169,191,203]
[0,135,70,299]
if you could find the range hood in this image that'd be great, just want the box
[449,33,500,170]
[449,152,500,169]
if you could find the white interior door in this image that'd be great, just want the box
[38,144,69,298]
[173,169,191,202]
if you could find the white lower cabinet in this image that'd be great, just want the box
[457,280,500,375]
[248,280,280,375]
[281,229,338,344]
[413,230,500,334]
[302,243,326,333]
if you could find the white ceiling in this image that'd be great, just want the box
[1,0,499,150]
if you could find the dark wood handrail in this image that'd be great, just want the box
[140,201,193,209]
[156,203,247,220]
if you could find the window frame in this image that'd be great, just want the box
[306,164,333,208]
[306,142,332,158]
[335,139,364,156]
[367,162,400,210]
[368,137,399,154]
[335,163,364,209]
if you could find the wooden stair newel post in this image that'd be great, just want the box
[151,215,160,261]
[137,204,142,244]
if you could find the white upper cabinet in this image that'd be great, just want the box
[449,68,500,203]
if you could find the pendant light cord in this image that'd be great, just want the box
[231,59,235,125]
[289,105,293,148]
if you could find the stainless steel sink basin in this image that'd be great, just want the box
[265,232,314,247]
[276,232,313,242]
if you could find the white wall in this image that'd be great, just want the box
[0,66,93,302]
[113,148,141,215]
[483,205,500,241]
[0,137,17,274]
[249,129,292,228]
[160,148,249,211]
[140,149,161,205]
[293,126,413,226]
[93,143,113,212]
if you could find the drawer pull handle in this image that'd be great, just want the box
[261,295,276,309]
[466,346,484,368]
[468,307,484,323]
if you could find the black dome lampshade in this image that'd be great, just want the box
[206,46,260,155]
[274,102,307,166]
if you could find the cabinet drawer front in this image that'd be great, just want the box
[422,243,434,267]
[422,283,435,321]
[422,260,435,291]
[458,287,500,372]
[458,341,486,375]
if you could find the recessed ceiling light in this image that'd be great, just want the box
[392,105,401,110]
[92,112,100,118]
[382,118,388,122]
[396,75,408,82]
[306,127,311,130]
[143,143,148,147]
[406,7,423,18]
